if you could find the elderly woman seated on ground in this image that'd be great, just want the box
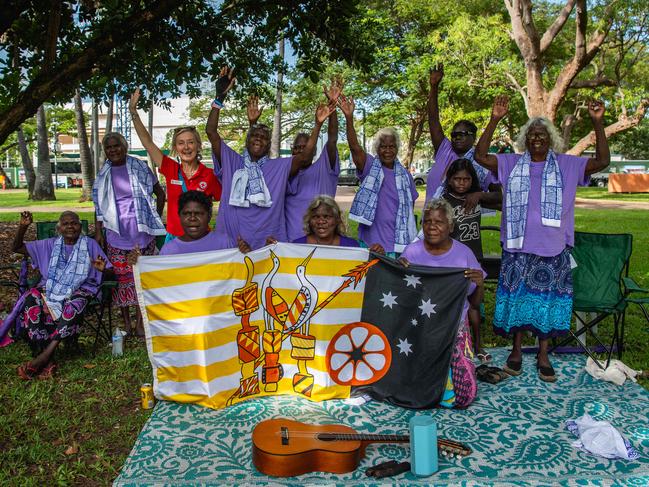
[11,211,110,380]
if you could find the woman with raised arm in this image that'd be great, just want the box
[339,95,418,257]
[11,211,110,379]
[93,132,165,337]
[425,64,500,208]
[474,96,610,382]
[284,79,342,242]
[128,88,221,242]
[205,67,336,250]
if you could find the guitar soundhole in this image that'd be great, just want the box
[317,433,338,442]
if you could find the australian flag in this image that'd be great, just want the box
[353,254,469,409]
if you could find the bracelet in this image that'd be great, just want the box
[211,99,224,109]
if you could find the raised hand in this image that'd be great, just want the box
[129,88,141,114]
[316,100,337,124]
[19,211,33,227]
[464,268,484,287]
[490,95,509,121]
[588,99,605,123]
[92,255,107,272]
[338,95,355,118]
[247,95,262,125]
[215,66,236,101]
[429,63,444,88]
[323,76,344,103]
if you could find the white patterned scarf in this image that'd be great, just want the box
[93,156,166,236]
[505,149,562,249]
[229,150,272,207]
[349,156,417,252]
[45,236,91,320]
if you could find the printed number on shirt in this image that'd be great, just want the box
[458,222,480,242]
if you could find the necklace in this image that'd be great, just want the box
[182,162,198,179]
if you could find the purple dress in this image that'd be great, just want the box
[292,235,360,247]
[357,154,418,253]
[213,144,293,250]
[159,230,231,256]
[493,152,589,339]
[21,237,110,343]
[425,138,496,201]
[285,150,339,242]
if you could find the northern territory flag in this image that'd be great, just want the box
[351,254,469,409]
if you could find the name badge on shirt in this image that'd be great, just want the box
[170,179,183,186]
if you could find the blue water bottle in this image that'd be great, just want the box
[409,415,438,476]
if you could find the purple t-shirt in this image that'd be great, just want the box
[497,152,589,256]
[213,144,293,250]
[26,237,110,295]
[357,154,419,253]
[425,138,496,201]
[159,230,231,256]
[292,235,360,247]
[401,238,485,321]
[285,149,340,242]
[105,164,155,250]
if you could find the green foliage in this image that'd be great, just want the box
[610,120,649,160]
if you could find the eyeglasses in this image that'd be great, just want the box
[450,131,475,139]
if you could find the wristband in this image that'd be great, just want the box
[211,99,224,109]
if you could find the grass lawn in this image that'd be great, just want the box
[0,188,94,208]
[576,186,649,201]
[1,207,648,485]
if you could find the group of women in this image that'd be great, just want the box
[9,65,610,399]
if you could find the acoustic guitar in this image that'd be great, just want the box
[252,418,471,477]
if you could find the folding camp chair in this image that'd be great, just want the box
[550,231,632,369]
[479,225,501,282]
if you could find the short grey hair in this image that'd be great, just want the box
[56,211,83,235]
[102,132,128,151]
[514,117,564,153]
[423,198,454,228]
[371,127,401,155]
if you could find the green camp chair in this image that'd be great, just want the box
[622,277,649,345]
[550,232,632,368]
[36,219,89,240]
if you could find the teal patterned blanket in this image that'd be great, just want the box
[114,349,649,486]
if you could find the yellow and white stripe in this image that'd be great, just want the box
[134,243,369,410]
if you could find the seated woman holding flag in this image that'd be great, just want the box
[399,198,485,408]
[338,96,418,258]
[11,211,110,380]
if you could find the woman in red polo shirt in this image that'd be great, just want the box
[129,88,221,241]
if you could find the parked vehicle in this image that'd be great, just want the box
[412,169,429,186]
[337,167,359,186]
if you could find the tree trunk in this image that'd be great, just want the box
[105,95,114,133]
[403,110,426,169]
[75,90,94,201]
[148,100,157,175]
[92,101,101,176]
[33,105,55,200]
[17,126,36,198]
[270,37,285,159]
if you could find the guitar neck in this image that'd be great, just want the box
[322,433,470,455]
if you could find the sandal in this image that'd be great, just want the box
[37,362,58,380]
[537,361,557,383]
[477,365,509,384]
[503,357,523,376]
[17,362,39,380]
[477,351,493,364]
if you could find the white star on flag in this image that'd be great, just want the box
[419,298,437,317]
[380,291,398,309]
[411,318,418,327]
[396,338,412,356]
[403,274,421,288]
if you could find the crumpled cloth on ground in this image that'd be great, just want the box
[565,413,639,460]
[585,357,639,386]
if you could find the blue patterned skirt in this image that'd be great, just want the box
[494,248,573,339]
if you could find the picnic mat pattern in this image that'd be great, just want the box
[114,349,649,486]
